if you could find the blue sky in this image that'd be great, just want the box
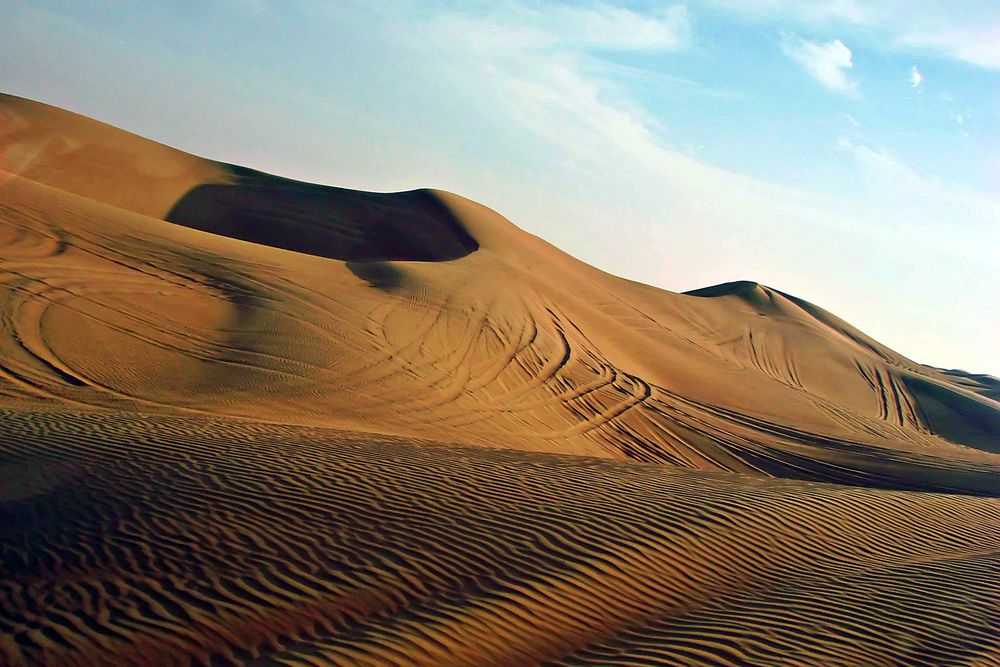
[2,0,998,374]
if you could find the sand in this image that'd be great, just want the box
[1,93,998,665]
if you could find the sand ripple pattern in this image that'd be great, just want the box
[1,408,998,666]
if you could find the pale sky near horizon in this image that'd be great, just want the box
[3,0,999,375]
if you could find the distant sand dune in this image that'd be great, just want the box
[1,93,999,665]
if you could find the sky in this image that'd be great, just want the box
[2,0,999,374]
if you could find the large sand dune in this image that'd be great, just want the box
[1,93,998,665]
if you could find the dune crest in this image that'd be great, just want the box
[1,94,998,666]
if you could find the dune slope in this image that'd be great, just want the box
[1,93,999,665]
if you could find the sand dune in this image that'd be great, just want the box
[1,93,999,665]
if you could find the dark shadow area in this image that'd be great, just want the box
[165,166,478,262]
[903,373,1000,454]
[936,368,1000,402]
[346,261,404,291]
[683,280,760,297]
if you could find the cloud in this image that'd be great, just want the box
[424,1,690,53]
[697,0,873,24]
[538,3,691,51]
[836,136,999,234]
[897,24,1000,69]
[909,65,923,87]
[700,0,1000,70]
[837,137,921,187]
[780,34,858,95]
[952,112,970,137]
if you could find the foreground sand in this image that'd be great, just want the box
[1,94,998,665]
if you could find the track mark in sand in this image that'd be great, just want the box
[742,329,806,392]
[866,365,923,430]
[0,207,68,260]
[2,156,997,490]
[1,408,998,666]
[1,212,992,490]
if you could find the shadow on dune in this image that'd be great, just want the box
[346,261,404,291]
[165,166,478,262]
[903,374,1000,454]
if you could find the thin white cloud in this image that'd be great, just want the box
[539,3,690,51]
[837,137,921,187]
[430,2,690,53]
[952,112,970,137]
[909,65,923,87]
[696,0,873,24]
[700,0,1000,70]
[780,34,858,95]
[836,137,998,233]
[897,24,1000,69]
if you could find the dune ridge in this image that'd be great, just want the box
[1,93,999,665]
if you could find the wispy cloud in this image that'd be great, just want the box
[897,25,1000,69]
[837,137,921,187]
[536,3,691,51]
[702,0,1000,70]
[697,0,874,24]
[835,136,998,231]
[952,112,970,137]
[428,2,690,53]
[780,34,858,95]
